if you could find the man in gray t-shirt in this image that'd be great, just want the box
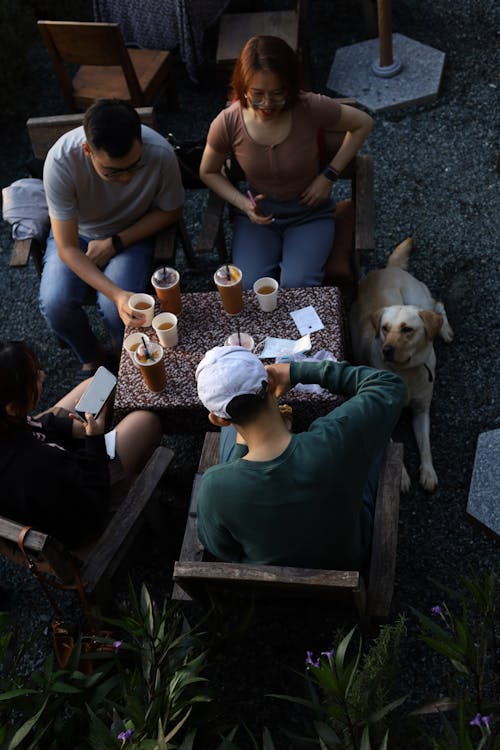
[39,99,185,374]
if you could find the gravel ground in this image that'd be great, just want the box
[0,0,498,744]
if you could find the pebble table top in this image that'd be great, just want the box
[114,286,347,434]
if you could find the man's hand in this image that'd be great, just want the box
[266,363,291,397]
[86,238,116,268]
[115,290,146,328]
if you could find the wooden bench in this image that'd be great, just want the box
[196,117,374,296]
[172,433,403,621]
[8,109,195,278]
[0,445,174,611]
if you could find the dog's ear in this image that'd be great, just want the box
[370,308,385,337]
[419,310,443,340]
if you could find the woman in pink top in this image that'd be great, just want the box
[200,35,373,289]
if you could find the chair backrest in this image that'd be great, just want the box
[38,21,143,110]
[25,108,157,160]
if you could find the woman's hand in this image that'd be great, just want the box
[244,193,274,225]
[70,409,107,436]
[300,174,332,207]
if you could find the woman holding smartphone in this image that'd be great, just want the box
[199,35,373,289]
[0,340,161,545]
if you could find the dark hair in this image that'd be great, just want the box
[0,341,40,429]
[225,381,269,426]
[83,99,142,157]
[231,35,300,109]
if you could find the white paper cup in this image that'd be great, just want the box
[128,293,155,327]
[225,332,254,351]
[124,332,150,366]
[253,277,279,312]
[152,312,178,348]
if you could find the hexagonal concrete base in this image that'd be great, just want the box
[327,33,445,112]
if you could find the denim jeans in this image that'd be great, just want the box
[39,231,154,363]
[232,195,335,290]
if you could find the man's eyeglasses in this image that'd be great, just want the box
[101,160,145,179]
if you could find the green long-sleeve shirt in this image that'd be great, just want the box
[196,361,407,570]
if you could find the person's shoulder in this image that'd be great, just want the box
[141,126,173,152]
[47,126,85,162]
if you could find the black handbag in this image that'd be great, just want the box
[167,133,206,190]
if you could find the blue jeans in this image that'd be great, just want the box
[39,231,154,363]
[232,195,335,290]
[219,424,381,524]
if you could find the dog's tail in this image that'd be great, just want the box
[387,236,414,269]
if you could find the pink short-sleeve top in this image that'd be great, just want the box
[206,91,342,202]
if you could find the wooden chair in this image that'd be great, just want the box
[38,20,176,113]
[0,446,174,610]
[216,0,309,84]
[172,433,403,622]
[8,109,195,279]
[196,115,375,296]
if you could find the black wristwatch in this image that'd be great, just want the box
[322,166,340,182]
[111,234,125,254]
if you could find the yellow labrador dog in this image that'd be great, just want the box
[350,237,453,491]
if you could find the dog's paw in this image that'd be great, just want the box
[401,464,411,493]
[440,322,454,343]
[420,464,438,491]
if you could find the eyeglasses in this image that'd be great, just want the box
[246,91,287,109]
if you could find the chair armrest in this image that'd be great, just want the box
[9,237,45,278]
[197,190,226,252]
[81,445,174,592]
[367,441,403,617]
[354,154,375,253]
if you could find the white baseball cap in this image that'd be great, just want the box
[196,345,268,419]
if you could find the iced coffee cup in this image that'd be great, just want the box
[128,293,155,327]
[214,264,243,315]
[253,277,279,312]
[133,340,166,392]
[124,332,150,366]
[225,332,254,350]
[151,266,181,315]
[152,312,178,348]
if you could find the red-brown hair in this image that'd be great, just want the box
[231,35,300,109]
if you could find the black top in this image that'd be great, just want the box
[0,411,110,545]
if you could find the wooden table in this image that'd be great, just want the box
[114,286,347,433]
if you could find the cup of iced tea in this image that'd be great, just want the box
[253,277,279,312]
[128,293,156,327]
[152,312,178,348]
[151,266,181,315]
[133,340,166,392]
[214,264,243,315]
[124,332,150,366]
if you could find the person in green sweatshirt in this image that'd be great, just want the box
[195,346,407,570]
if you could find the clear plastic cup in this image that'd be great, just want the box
[151,266,181,315]
[213,264,243,315]
[133,341,166,392]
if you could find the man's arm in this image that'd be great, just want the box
[85,205,183,267]
[51,217,145,328]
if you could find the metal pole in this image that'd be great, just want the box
[372,0,402,77]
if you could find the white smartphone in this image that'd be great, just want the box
[75,366,117,422]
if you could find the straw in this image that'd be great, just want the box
[236,318,242,346]
[141,335,151,360]
[225,263,231,280]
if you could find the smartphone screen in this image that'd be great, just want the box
[75,366,117,421]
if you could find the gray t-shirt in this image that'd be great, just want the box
[43,125,185,239]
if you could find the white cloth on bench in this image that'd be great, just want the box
[1,178,49,241]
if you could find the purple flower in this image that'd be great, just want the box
[118,729,133,741]
[470,713,483,728]
[305,650,320,669]
[481,714,493,727]
[321,649,335,660]
[431,605,443,616]
[113,640,124,654]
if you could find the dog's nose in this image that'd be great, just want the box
[382,345,395,361]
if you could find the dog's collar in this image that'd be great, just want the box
[424,363,434,383]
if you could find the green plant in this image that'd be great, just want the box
[271,618,408,749]
[412,570,499,750]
